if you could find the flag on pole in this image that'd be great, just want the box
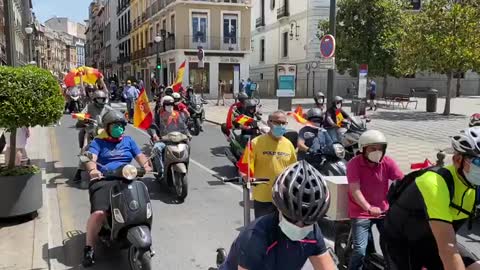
[237,140,254,177]
[234,114,254,127]
[133,88,153,129]
[335,109,344,127]
[224,105,237,136]
[288,105,313,126]
[171,60,186,92]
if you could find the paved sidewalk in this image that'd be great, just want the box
[0,127,51,270]
[204,97,475,172]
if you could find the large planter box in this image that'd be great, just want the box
[0,171,42,218]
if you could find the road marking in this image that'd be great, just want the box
[128,123,243,192]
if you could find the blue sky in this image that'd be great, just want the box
[32,0,89,24]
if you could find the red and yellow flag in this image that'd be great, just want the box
[133,88,153,130]
[237,140,254,177]
[288,105,311,126]
[171,60,186,92]
[72,113,91,120]
[335,109,344,127]
[234,114,254,127]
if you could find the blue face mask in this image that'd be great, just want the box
[465,159,480,186]
[272,125,287,138]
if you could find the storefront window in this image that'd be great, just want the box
[189,62,210,94]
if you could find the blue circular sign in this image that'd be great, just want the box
[320,34,336,58]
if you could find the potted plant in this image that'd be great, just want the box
[0,66,63,218]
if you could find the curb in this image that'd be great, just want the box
[205,119,222,126]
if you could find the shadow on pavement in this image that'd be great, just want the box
[46,230,130,270]
[210,146,227,157]
[370,111,466,122]
[141,176,186,205]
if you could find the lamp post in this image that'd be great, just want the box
[25,26,34,63]
[154,35,162,87]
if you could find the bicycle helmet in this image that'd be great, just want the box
[102,110,127,127]
[306,108,324,123]
[161,95,175,107]
[358,130,387,150]
[272,160,330,225]
[314,92,325,104]
[451,127,480,157]
[237,92,248,103]
[469,113,480,127]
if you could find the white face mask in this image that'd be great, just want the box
[165,106,173,113]
[465,160,480,186]
[278,214,314,241]
[367,150,383,163]
[336,103,342,109]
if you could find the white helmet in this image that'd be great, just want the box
[172,92,181,99]
[358,130,387,150]
[451,127,480,157]
[160,95,174,106]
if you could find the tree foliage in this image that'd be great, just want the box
[318,0,406,79]
[0,66,64,169]
[396,0,480,114]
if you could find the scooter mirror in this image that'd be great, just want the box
[79,155,91,163]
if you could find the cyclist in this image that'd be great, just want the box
[382,127,480,270]
[219,160,336,270]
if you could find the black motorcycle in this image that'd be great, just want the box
[187,94,206,136]
[304,143,347,176]
[339,117,369,161]
[81,155,154,270]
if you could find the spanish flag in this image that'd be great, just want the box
[133,88,153,130]
[335,109,344,127]
[288,106,311,125]
[72,113,91,120]
[234,114,254,127]
[172,60,186,92]
[237,140,254,177]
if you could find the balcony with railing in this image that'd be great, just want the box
[255,17,265,28]
[182,35,249,51]
[277,5,289,19]
[116,0,131,15]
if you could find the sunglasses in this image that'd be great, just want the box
[270,120,287,126]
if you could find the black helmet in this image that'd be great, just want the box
[306,108,324,121]
[314,92,325,103]
[102,110,127,127]
[272,160,330,225]
[85,84,96,92]
[237,92,248,103]
[244,99,257,109]
[164,87,174,96]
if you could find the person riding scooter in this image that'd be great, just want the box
[222,92,250,137]
[82,110,152,267]
[73,91,113,182]
[148,96,191,175]
[233,99,260,148]
[314,91,326,111]
[297,108,334,161]
[324,96,351,142]
[173,92,190,117]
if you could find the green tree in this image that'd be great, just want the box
[0,66,64,169]
[396,0,480,115]
[318,0,406,96]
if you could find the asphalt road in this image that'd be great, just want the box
[48,112,480,270]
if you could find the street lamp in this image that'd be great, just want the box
[25,26,34,62]
[154,35,162,86]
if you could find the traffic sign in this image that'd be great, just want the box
[320,34,335,58]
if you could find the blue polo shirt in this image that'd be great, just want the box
[88,136,141,174]
[220,213,327,270]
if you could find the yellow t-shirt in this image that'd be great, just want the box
[250,134,297,202]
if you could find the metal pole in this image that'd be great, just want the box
[326,0,337,105]
[28,35,33,62]
[306,70,310,97]
[155,42,160,86]
[313,70,316,95]
[4,0,16,66]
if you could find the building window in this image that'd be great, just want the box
[260,39,265,62]
[192,12,208,44]
[162,19,166,31]
[223,14,238,44]
[156,23,160,35]
[171,14,175,33]
[282,32,288,57]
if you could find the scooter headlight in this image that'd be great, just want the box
[146,202,152,219]
[195,105,201,110]
[333,144,346,159]
[176,143,187,152]
[113,208,125,223]
[122,165,138,180]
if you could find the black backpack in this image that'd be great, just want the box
[387,166,476,229]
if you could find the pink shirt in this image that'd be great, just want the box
[346,154,404,219]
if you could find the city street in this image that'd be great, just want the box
[43,109,480,269]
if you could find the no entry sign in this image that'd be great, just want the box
[320,34,335,58]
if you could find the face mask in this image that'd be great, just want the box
[465,162,480,186]
[279,214,314,241]
[165,106,173,113]
[110,125,124,138]
[272,125,286,138]
[336,103,342,109]
[367,150,383,163]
